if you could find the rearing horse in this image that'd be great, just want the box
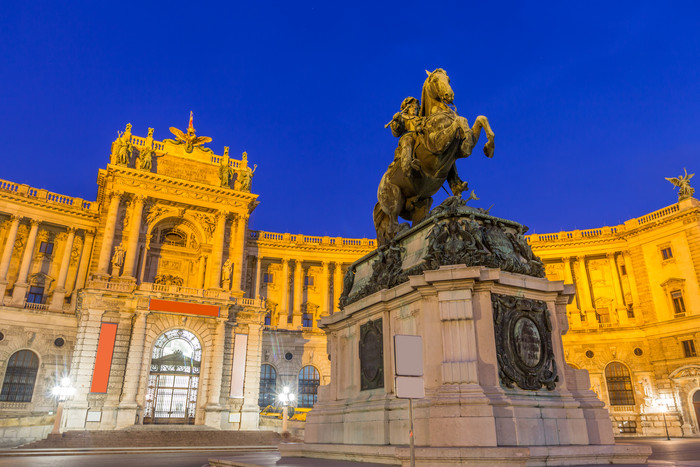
[373,69,495,246]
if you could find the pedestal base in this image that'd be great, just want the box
[279,442,652,466]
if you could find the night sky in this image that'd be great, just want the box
[1,2,698,239]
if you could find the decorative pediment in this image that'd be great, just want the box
[28,272,54,286]
[669,365,700,380]
[660,277,685,292]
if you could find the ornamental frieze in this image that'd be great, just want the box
[339,196,546,308]
[492,293,557,391]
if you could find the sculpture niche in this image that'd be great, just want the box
[374,69,495,246]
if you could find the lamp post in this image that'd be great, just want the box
[278,386,295,435]
[51,377,75,435]
[659,402,671,441]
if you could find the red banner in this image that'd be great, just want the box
[90,323,118,393]
[149,299,219,317]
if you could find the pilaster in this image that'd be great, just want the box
[11,219,40,306]
[116,310,149,428]
[49,227,76,311]
[0,214,21,298]
[121,195,145,278]
[96,192,123,277]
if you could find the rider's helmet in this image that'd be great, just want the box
[400,97,419,112]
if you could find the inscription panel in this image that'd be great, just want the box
[359,319,384,390]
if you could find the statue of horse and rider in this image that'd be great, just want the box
[374,68,495,246]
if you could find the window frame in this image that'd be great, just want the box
[605,362,636,406]
[297,365,320,408]
[0,350,40,402]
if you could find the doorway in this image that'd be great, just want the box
[143,329,201,424]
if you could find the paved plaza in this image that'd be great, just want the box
[1,438,700,466]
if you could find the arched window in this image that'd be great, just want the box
[0,350,39,402]
[298,365,320,408]
[605,362,635,406]
[258,364,277,408]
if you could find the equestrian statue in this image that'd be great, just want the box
[374,68,495,246]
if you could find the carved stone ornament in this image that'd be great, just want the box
[339,196,545,309]
[359,319,384,390]
[492,294,558,391]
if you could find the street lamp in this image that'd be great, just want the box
[278,386,296,435]
[658,399,671,441]
[51,377,75,435]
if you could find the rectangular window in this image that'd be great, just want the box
[620,265,627,275]
[263,273,274,283]
[618,420,637,433]
[39,242,53,255]
[26,286,44,304]
[682,339,697,358]
[626,305,635,319]
[302,313,313,328]
[671,290,686,317]
[596,307,610,325]
[661,247,673,260]
[304,276,314,287]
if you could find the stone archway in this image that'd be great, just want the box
[143,329,201,425]
[669,365,700,436]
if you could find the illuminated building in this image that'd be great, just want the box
[0,123,697,444]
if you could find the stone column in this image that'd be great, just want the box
[320,261,330,317]
[96,192,123,276]
[0,215,21,298]
[198,255,206,289]
[240,322,263,430]
[333,262,343,313]
[73,230,95,293]
[230,214,248,294]
[138,235,152,283]
[576,256,595,323]
[121,196,145,279]
[254,256,262,299]
[49,227,76,311]
[116,310,149,428]
[279,259,289,327]
[208,212,227,289]
[11,219,40,305]
[608,252,627,325]
[63,308,103,429]
[205,318,227,427]
[292,260,303,327]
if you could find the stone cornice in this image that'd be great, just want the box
[102,165,258,210]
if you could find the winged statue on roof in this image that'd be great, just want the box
[166,111,213,153]
[665,168,695,201]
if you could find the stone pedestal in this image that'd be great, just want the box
[282,198,650,466]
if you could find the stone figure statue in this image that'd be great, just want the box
[221,259,233,286]
[114,123,133,166]
[239,165,257,193]
[166,111,213,153]
[111,243,126,274]
[219,149,235,188]
[385,96,423,175]
[666,168,695,201]
[374,69,495,246]
[139,127,155,171]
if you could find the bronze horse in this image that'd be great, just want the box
[373,69,495,246]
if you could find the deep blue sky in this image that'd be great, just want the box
[1,2,698,238]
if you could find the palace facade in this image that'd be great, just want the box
[0,123,697,445]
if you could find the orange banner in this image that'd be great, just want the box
[148,299,219,317]
[90,323,118,393]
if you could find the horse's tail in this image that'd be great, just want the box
[373,202,389,247]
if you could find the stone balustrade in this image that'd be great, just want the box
[250,230,376,248]
[0,178,97,212]
[527,201,683,244]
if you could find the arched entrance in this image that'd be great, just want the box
[694,390,700,433]
[143,329,201,424]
